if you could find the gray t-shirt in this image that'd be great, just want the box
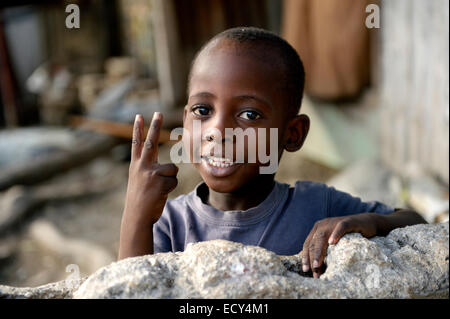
[153,180,394,255]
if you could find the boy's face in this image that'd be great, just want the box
[183,41,308,193]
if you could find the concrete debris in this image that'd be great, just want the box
[1,222,447,299]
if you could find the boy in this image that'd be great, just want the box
[118,27,426,278]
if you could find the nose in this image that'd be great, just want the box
[203,108,234,143]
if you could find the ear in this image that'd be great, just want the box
[284,114,310,152]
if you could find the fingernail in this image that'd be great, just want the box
[328,237,334,245]
[302,264,309,272]
[135,114,140,122]
[313,260,319,268]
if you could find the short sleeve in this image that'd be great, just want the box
[327,186,395,218]
[153,217,172,253]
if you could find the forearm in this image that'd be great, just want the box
[375,208,427,236]
[118,215,154,260]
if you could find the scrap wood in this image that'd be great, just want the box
[0,173,122,235]
[0,133,118,191]
[0,115,179,191]
[69,115,176,142]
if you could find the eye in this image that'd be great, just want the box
[192,105,212,116]
[238,110,262,121]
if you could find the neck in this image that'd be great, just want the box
[206,175,276,211]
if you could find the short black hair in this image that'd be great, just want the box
[188,27,305,116]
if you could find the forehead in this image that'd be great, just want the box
[189,41,285,105]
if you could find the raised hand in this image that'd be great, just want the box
[118,112,178,259]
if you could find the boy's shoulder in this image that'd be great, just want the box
[290,180,359,199]
[291,179,329,190]
[289,179,366,204]
[288,180,334,205]
[289,180,332,197]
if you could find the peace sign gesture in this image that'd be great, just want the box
[119,112,178,259]
[132,112,161,162]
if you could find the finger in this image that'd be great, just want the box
[311,230,329,273]
[302,225,317,272]
[313,266,325,279]
[155,163,179,177]
[328,220,353,245]
[302,241,311,273]
[131,114,144,160]
[157,176,178,194]
[142,112,163,163]
[314,260,328,278]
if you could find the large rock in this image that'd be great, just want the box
[1,222,448,299]
[0,278,86,299]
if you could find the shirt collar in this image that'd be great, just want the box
[187,181,290,226]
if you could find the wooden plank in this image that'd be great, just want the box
[150,0,184,109]
[68,115,174,142]
[0,133,118,191]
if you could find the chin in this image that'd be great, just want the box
[201,176,244,193]
[194,159,262,193]
[200,171,263,195]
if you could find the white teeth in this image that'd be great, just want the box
[212,156,232,162]
[204,156,235,168]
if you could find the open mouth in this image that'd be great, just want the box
[202,155,236,168]
[200,155,243,177]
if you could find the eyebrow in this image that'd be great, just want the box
[234,95,272,109]
[189,92,272,109]
[190,92,216,99]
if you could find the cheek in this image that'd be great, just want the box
[228,127,278,163]
[255,127,284,164]
[182,132,192,161]
[182,119,203,161]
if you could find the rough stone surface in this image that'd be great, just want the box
[1,222,448,299]
[0,278,86,299]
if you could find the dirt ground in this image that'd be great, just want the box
[0,143,337,287]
